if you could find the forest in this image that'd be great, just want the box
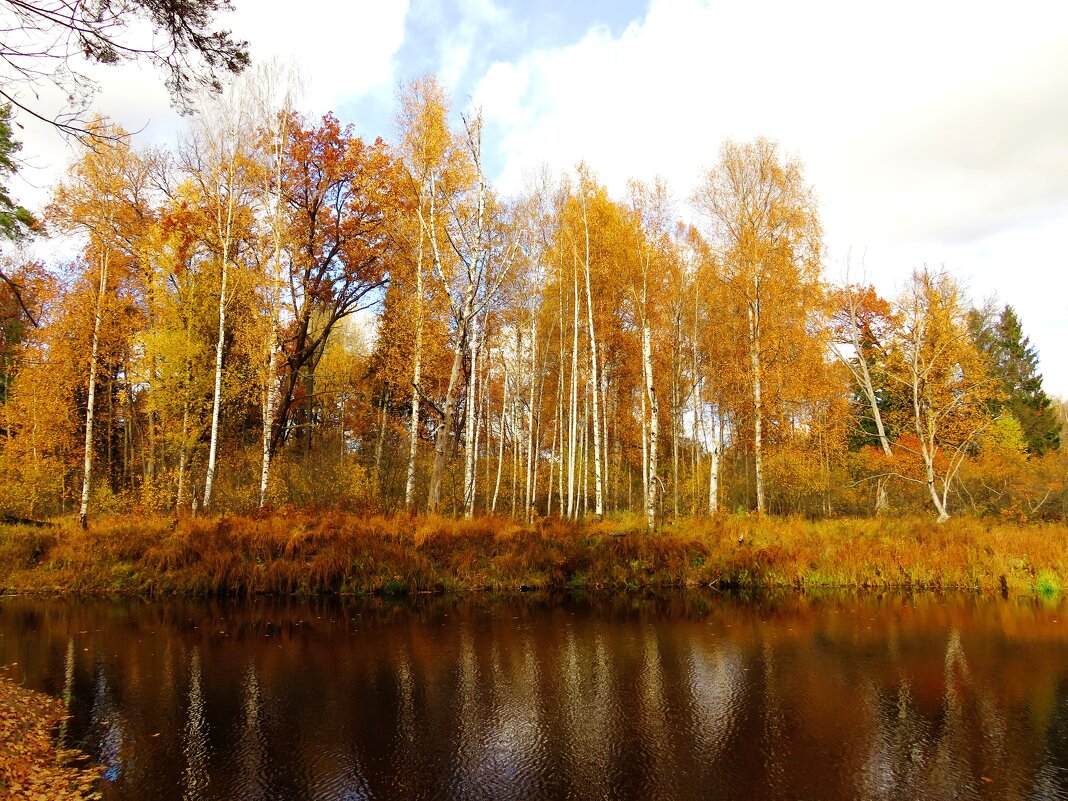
[0,72,1064,535]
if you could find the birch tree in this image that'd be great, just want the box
[425,112,519,513]
[48,121,150,528]
[396,76,453,512]
[248,63,299,508]
[576,167,604,519]
[888,269,997,522]
[831,282,897,512]
[627,179,671,531]
[182,88,258,510]
[693,139,822,514]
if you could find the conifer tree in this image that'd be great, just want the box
[975,305,1061,455]
[0,106,33,243]
[0,104,38,336]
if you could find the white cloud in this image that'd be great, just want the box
[9,61,179,220]
[472,0,1068,394]
[231,0,410,116]
[8,0,410,216]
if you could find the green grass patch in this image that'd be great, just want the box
[1036,570,1063,599]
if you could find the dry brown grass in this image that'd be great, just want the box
[0,511,1066,597]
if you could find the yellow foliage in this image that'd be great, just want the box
[978,415,1029,458]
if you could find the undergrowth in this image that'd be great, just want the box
[0,511,1065,597]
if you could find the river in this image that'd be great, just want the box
[2,591,1067,800]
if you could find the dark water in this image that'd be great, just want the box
[3,592,1068,800]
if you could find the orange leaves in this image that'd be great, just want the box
[269,113,401,455]
[0,672,101,800]
[282,112,397,298]
[830,283,898,353]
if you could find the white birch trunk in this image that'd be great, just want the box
[556,268,566,518]
[406,210,428,511]
[531,364,544,520]
[708,411,722,515]
[492,360,508,513]
[566,257,579,519]
[404,333,422,512]
[426,117,503,513]
[581,387,589,515]
[203,126,241,511]
[600,346,610,512]
[463,325,480,518]
[583,260,604,521]
[640,364,649,517]
[259,117,287,509]
[510,360,520,518]
[671,317,680,518]
[427,292,472,513]
[79,251,109,529]
[258,366,275,507]
[910,329,950,523]
[691,283,702,515]
[203,256,228,510]
[546,403,557,518]
[473,344,486,512]
[643,322,660,531]
[747,296,765,515]
[524,313,536,521]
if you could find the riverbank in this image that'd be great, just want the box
[0,669,101,799]
[1,511,1066,597]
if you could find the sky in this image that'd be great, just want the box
[10,0,1068,396]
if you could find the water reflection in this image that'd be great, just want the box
[183,648,208,800]
[2,593,1068,800]
[59,636,74,746]
[236,663,266,800]
[684,638,743,770]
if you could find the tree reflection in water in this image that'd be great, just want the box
[2,592,1068,800]
[182,648,208,800]
[236,663,266,800]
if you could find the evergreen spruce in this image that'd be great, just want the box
[974,304,1061,454]
[0,104,37,403]
[0,106,34,242]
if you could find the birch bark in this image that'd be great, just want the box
[79,250,109,529]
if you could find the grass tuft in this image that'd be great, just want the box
[1035,569,1063,599]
